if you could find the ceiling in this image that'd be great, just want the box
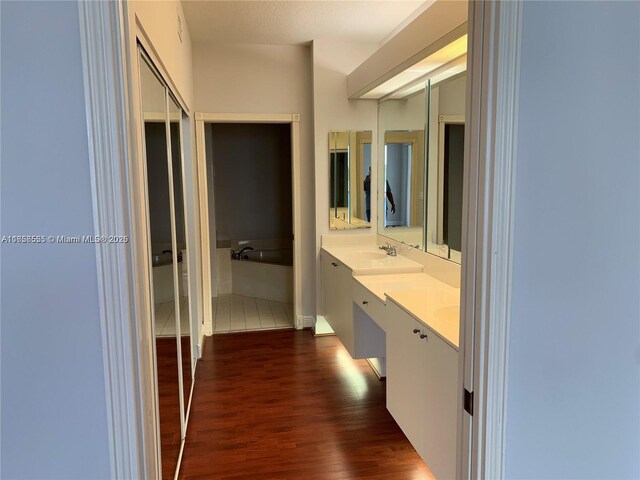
[182,0,426,46]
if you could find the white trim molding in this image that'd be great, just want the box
[195,112,297,123]
[77,1,152,478]
[459,1,522,479]
[301,315,316,329]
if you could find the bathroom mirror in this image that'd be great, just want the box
[375,36,467,265]
[425,73,467,263]
[329,130,372,230]
[377,87,427,248]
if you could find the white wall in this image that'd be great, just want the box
[0,2,111,477]
[312,38,380,314]
[436,74,466,117]
[192,43,315,318]
[505,1,640,478]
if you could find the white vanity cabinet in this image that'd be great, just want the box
[352,280,387,330]
[321,252,356,356]
[322,251,387,360]
[386,300,458,479]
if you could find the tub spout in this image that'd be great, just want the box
[232,246,254,260]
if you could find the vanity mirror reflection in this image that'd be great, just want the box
[329,130,372,230]
[425,73,466,263]
[376,41,467,264]
[378,87,427,249]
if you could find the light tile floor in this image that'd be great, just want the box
[155,296,190,337]
[213,294,294,333]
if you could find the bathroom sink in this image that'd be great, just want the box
[351,251,388,261]
[433,305,460,323]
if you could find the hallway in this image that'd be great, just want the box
[179,330,435,479]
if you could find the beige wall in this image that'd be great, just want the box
[192,43,316,318]
[130,0,194,109]
[312,38,380,314]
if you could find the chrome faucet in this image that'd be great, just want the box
[379,242,397,256]
[232,246,254,260]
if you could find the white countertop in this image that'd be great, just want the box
[322,244,423,276]
[355,272,461,349]
[353,272,431,302]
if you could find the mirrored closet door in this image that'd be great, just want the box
[138,48,193,479]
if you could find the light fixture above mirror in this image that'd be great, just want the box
[362,34,468,100]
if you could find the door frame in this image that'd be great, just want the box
[194,113,303,338]
[458,1,523,478]
[78,1,156,478]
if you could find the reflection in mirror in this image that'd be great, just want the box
[426,73,466,263]
[139,52,181,479]
[168,95,192,419]
[377,87,427,248]
[329,130,372,230]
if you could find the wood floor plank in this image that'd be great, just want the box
[179,330,435,480]
[156,337,182,479]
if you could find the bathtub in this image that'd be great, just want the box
[151,245,187,304]
[238,248,293,266]
[218,240,293,303]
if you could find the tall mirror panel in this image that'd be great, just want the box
[139,52,181,479]
[168,95,192,419]
[425,73,466,263]
[329,130,372,229]
[377,87,427,248]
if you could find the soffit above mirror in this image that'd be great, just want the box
[347,0,468,99]
[364,35,467,99]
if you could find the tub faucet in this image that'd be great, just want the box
[379,242,397,256]
[232,246,254,260]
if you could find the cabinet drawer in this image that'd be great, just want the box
[352,280,387,331]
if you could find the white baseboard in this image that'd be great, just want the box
[298,315,316,329]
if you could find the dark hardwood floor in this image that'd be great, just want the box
[179,329,435,480]
[156,337,182,479]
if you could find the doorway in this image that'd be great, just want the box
[208,123,293,333]
[195,113,303,337]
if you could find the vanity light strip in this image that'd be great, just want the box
[378,54,467,102]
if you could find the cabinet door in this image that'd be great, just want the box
[322,253,355,355]
[321,254,338,327]
[421,329,459,479]
[386,301,426,451]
